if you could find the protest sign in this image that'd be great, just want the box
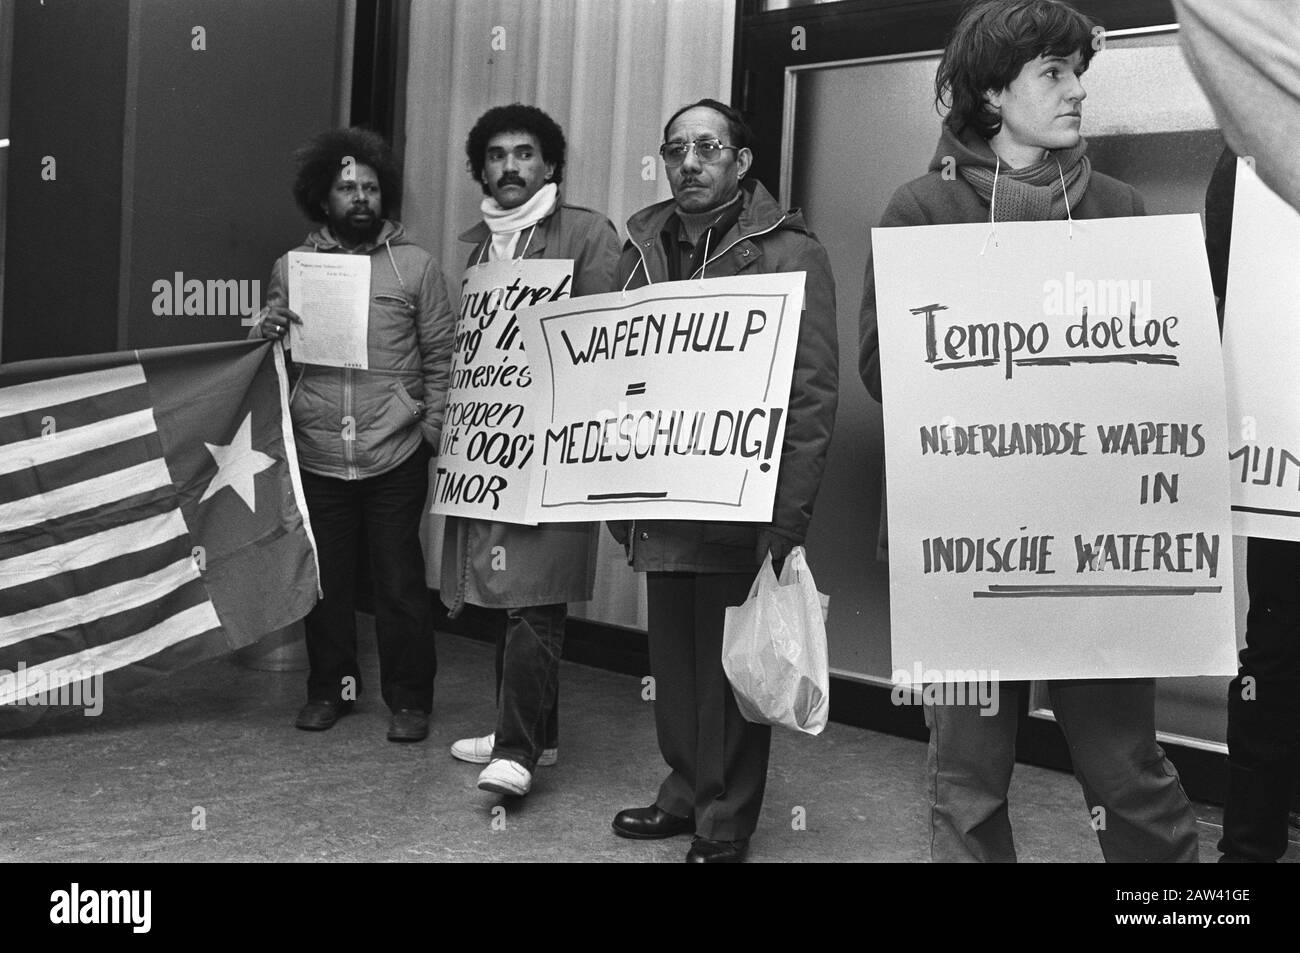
[1222,159,1300,541]
[429,258,573,523]
[518,272,805,523]
[872,214,1236,681]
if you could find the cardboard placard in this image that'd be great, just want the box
[873,214,1236,680]
[1222,159,1300,541]
[518,272,805,523]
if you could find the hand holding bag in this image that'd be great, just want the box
[721,546,830,735]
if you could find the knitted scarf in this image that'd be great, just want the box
[940,124,1092,222]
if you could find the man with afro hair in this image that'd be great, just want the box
[254,126,453,743]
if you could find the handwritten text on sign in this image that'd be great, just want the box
[428,258,573,522]
[1222,160,1300,541]
[518,272,805,522]
[873,214,1235,680]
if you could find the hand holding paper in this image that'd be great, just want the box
[286,251,371,369]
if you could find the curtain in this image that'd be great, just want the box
[403,0,734,278]
[404,0,736,630]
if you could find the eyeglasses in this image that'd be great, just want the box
[658,138,738,167]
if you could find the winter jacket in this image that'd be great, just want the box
[859,125,1144,402]
[442,201,622,610]
[260,220,454,480]
[610,179,839,573]
[857,125,1144,559]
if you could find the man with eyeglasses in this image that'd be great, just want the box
[608,98,839,863]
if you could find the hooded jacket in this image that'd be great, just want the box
[261,220,454,480]
[611,178,839,573]
[859,124,1144,402]
[857,124,1144,560]
[441,200,622,611]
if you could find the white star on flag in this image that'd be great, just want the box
[200,412,276,511]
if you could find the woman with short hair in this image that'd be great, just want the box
[859,0,1199,863]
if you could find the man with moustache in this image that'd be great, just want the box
[608,99,838,862]
[444,104,620,798]
[255,127,453,742]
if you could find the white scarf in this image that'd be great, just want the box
[480,182,559,261]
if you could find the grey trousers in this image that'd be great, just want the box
[926,678,1200,862]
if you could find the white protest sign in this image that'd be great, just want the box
[286,251,370,369]
[1222,159,1300,541]
[873,214,1236,681]
[429,258,573,523]
[518,272,805,522]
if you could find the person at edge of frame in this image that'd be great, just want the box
[442,103,621,799]
[1203,147,1300,863]
[858,0,1200,862]
[253,127,453,743]
[607,98,839,863]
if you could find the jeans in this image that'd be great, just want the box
[1220,536,1300,862]
[492,603,565,771]
[926,679,1199,862]
[299,445,437,712]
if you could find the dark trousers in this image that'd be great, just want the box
[647,571,771,842]
[300,446,436,713]
[492,603,565,771]
[1220,536,1300,862]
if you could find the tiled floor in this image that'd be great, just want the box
[1,619,1295,863]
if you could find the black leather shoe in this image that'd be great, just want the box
[685,837,749,863]
[295,699,352,731]
[612,805,695,840]
[387,709,429,742]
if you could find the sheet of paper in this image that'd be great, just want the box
[872,213,1236,681]
[1222,159,1300,541]
[286,251,370,369]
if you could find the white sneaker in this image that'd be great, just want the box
[477,758,532,797]
[450,732,558,767]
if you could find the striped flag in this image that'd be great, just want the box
[0,339,319,726]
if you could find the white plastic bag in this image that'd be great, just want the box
[721,546,830,735]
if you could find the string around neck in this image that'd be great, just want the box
[515,223,538,267]
[980,154,1001,256]
[1056,159,1074,239]
[620,255,647,296]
